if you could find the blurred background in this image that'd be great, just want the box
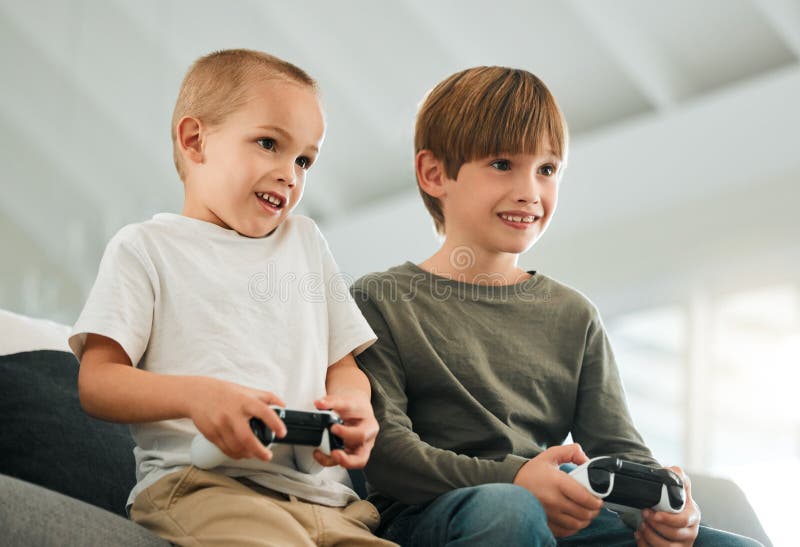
[1,1,798,543]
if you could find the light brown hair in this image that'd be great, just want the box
[415,66,568,235]
[171,49,317,180]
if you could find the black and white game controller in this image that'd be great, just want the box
[191,406,345,469]
[570,457,686,516]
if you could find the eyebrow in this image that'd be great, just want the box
[256,125,319,153]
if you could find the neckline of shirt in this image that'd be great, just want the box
[402,260,541,296]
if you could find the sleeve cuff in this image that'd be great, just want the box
[496,454,529,483]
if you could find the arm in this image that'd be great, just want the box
[570,313,658,465]
[313,353,379,469]
[352,289,527,505]
[79,333,194,423]
[569,313,702,544]
[78,333,287,461]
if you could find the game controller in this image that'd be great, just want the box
[191,406,345,470]
[569,457,686,515]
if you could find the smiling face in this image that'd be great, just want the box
[179,79,325,237]
[440,142,562,256]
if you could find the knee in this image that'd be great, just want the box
[453,484,553,545]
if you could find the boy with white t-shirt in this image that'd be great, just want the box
[69,49,396,546]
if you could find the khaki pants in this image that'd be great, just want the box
[130,466,398,547]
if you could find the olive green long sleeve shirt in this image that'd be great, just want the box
[351,262,657,519]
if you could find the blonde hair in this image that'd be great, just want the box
[171,49,318,180]
[415,66,568,235]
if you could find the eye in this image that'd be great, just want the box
[539,164,556,177]
[296,156,312,170]
[490,159,511,171]
[257,138,275,150]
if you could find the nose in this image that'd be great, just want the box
[273,160,296,188]
[517,193,540,204]
[516,171,541,204]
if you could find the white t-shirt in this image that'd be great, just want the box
[69,213,376,508]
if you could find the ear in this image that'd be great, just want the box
[175,116,205,165]
[415,150,448,198]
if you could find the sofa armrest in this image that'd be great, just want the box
[690,472,772,547]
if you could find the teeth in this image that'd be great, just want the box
[256,192,283,207]
[500,213,537,223]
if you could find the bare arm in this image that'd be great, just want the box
[78,333,287,460]
[325,353,371,399]
[78,333,195,422]
[313,353,379,469]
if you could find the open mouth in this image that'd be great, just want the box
[256,192,284,213]
[498,212,539,226]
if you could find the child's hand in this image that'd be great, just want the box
[186,376,287,462]
[311,391,379,469]
[635,467,700,547]
[512,444,603,537]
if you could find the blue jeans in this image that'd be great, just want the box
[380,482,764,547]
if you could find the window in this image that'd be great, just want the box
[606,283,799,546]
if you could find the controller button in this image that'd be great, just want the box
[668,484,686,509]
[588,468,611,492]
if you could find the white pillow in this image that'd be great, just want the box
[0,309,71,355]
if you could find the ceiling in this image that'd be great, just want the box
[1,0,799,319]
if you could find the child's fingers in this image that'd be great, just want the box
[642,508,694,530]
[331,423,378,448]
[313,449,340,467]
[545,443,589,466]
[255,390,286,409]
[328,446,370,469]
[635,521,678,547]
[315,395,358,418]
[210,433,236,460]
[234,420,273,461]
[559,474,603,511]
[251,404,287,439]
[219,427,247,459]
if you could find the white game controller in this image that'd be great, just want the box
[570,457,686,517]
[190,406,344,470]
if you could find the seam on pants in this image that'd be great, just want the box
[312,503,325,547]
[364,501,380,530]
[166,466,197,510]
[139,481,195,544]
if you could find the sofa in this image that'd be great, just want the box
[0,310,773,546]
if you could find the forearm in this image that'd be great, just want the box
[362,365,526,504]
[572,318,657,465]
[78,359,197,423]
[366,416,527,504]
[325,354,371,398]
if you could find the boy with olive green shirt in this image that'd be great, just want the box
[351,66,761,546]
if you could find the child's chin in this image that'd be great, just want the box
[500,236,539,255]
[237,220,279,239]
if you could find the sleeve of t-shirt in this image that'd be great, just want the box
[68,227,156,366]
[351,284,527,505]
[570,309,659,466]
[314,225,377,366]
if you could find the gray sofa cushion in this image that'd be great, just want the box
[0,473,168,547]
[691,473,772,547]
[0,350,136,517]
